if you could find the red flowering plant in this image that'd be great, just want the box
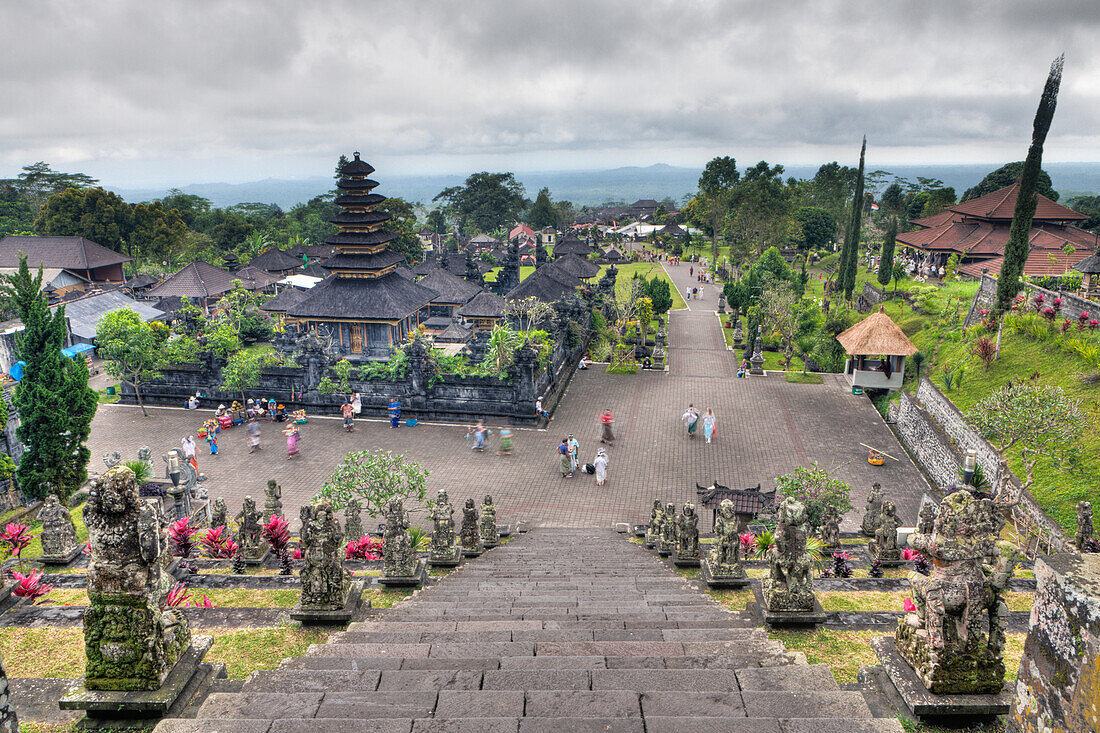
[192,594,215,608]
[1032,292,1046,311]
[903,597,917,612]
[1077,311,1091,330]
[1061,318,1072,334]
[164,582,190,608]
[1011,294,1025,311]
[169,517,198,559]
[201,526,238,559]
[1,523,36,568]
[739,532,756,555]
[345,535,383,561]
[11,570,53,604]
[261,515,291,559]
[1041,307,1057,321]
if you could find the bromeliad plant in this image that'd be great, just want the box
[345,535,383,561]
[262,515,292,574]
[201,526,238,559]
[169,517,199,559]
[11,569,53,604]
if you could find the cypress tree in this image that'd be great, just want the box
[59,354,98,492]
[878,217,897,289]
[2,256,80,499]
[838,137,867,299]
[996,55,1064,314]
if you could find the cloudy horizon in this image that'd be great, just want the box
[3,0,1099,189]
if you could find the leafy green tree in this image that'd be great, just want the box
[962,161,1057,203]
[316,450,430,519]
[151,190,212,227]
[726,161,792,259]
[795,206,837,250]
[426,208,447,234]
[774,462,853,530]
[805,162,857,235]
[1067,194,1100,232]
[1,256,95,500]
[433,172,526,233]
[529,188,557,229]
[837,138,866,299]
[96,308,164,417]
[996,56,1064,315]
[877,217,897,288]
[880,182,905,218]
[891,261,905,293]
[697,156,739,261]
[643,275,673,315]
[35,187,132,252]
[15,162,98,214]
[221,349,278,402]
[376,197,423,264]
[59,355,97,493]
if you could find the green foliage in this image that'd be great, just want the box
[204,322,242,361]
[96,308,163,415]
[316,450,430,520]
[376,197,423,265]
[962,161,1058,203]
[433,172,526,233]
[2,256,96,500]
[996,56,1063,314]
[529,188,557,229]
[796,206,837,250]
[221,349,279,400]
[317,377,336,395]
[122,460,152,485]
[774,463,854,531]
[837,138,866,299]
[877,217,897,288]
[0,455,14,481]
[332,359,354,394]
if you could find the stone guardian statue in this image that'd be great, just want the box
[460,498,482,557]
[39,494,82,564]
[479,495,498,548]
[861,483,884,537]
[763,496,816,612]
[429,489,461,566]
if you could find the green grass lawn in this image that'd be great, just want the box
[785,371,823,384]
[603,262,688,311]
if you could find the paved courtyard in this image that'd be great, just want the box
[86,263,929,532]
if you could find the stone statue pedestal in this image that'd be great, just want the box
[60,636,218,730]
[700,558,750,589]
[39,544,84,566]
[429,543,463,568]
[481,535,500,550]
[290,580,363,625]
[868,542,904,567]
[655,540,672,557]
[378,558,427,588]
[672,552,700,568]
[240,548,270,566]
[462,543,483,558]
[752,583,825,627]
[870,637,1011,723]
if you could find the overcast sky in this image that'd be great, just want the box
[2,0,1099,188]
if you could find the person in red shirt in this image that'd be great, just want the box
[599,408,615,445]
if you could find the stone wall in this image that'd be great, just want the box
[966,273,1100,327]
[1009,553,1100,733]
[889,377,1068,552]
[859,282,887,311]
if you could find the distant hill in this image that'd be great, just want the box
[112,162,1100,210]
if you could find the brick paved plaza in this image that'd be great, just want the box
[86,263,928,532]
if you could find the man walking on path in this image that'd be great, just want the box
[558,438,573,478]
[536,396,550,421]
[341,400,355,432]
[247,416,262,453]
[682,404,699,438]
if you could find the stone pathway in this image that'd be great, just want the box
[155,529,902,733]
[85,264,927,532]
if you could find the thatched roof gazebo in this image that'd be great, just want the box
[836,306,917,392]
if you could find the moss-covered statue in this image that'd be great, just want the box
[657,502,676,556]
[644,498,663,549]
[674,503,700,565]
[83,466,190,690]
[763,496,815,612]
[234,496,265,562]
[1075,500,1094,551]
[819,504,841,551]
[343,499,363,543]
[382,500,418,577]
[263,479,283,521]
[861,482,883,537]
[479,494,498,548]
[429,490,461,565]
[210,497,227,530]
[868,500,902,563]
[297,502,350,610]
[39,494,81,563]
[460,498,481,556]
[896,489,1020,694]
[703,499,746,580]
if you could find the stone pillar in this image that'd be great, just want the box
[1008,553,1099,733]
[512,343,538,417]
[749,335,765,375]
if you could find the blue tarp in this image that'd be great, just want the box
[9,361,24,382]
[61,343,96,358]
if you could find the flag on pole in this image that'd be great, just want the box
[870,203,880,211]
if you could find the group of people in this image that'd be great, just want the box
[466,420,514,455]
[681,403,718,444]
[558,434,609,485]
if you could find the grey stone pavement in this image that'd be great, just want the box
[86,262,928,532]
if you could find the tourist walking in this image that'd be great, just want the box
[497,426,513,455]
[181,435,198,468]
[599,408,615,445]
[341,399,355,432]
[247,416,262,453]
[388,397,402,428]
[593,448,609,486]
[283,424,300,460]
[351,391,361,418]
[682,404,700,438]
[472,421,488,451]
[567,434,580,473]
[205,428,219,457]
[558,438,573,478]
[703,408,717,444]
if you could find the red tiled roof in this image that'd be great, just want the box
[957,237,1093,279]
[909,210,955,229]
[948,182,1087,222]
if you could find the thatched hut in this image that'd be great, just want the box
[836,306,917,392]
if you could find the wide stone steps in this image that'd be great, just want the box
[155,528,902,733]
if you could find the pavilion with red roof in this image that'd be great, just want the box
[897,182,1097,280]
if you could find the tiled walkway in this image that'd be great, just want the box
[86,263,927,531]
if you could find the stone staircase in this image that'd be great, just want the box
[156,529,902,732]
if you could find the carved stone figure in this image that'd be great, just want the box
[704,499,746,580]
[343,499,363,543]
[382,500,419,577]
[83,466,190,690]
[0,651,16,733]
[479,495,498,547]
[1075,500,1094,550]
[460,498,481,555]
[39,494,81,562]
[263,479,283,521]
[297,502,350,610]
[210,497,227,530]
[234,496,265,562]
[644,499,663,549]
[861,482,883,537]
[868,501,902,562]
[763,496,815,612]
[896,489,1020,694]
[674,503,700,564]
[917,500,937,536]
[102,451,121,469]
[657,502,676,556]
[819,505,841,550]
[429,490,460,563]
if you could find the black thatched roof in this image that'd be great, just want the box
[334,193,385,207]
[457,290,506,318]
[505,266,578,304]
[233,265,281,291]
[697,482,775,516]
[146,260,239,300]
[549,253,600,280]
[249,248,303,273]
[329,211,391,226]
[603,247,625,261]
[323,251,406,272]
[335,178,380,191]
[288,272,435,320]
[324,231,398,248]
[1073,252,1100,275]
[416,268,483,305]
[259,286,310,313]
[125,273,159,289]
[340,152,375,176]
[435,321,472,343]
[0,235,131,270]
[554,238,593,258]
[393,266,413,280]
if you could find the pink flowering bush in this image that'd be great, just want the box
[11,570,53,604]
[1041,307,1057,321]
[903,597,917,612]
[261,515,291,558]
[201,526,238,559]
[1061,318,1072,333]
[169,517,198,559]
[739,532,756,555]
[1,523,36,561]
[345,535,384,560]
[1032,293,1046,311]
[165,582,190,608]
